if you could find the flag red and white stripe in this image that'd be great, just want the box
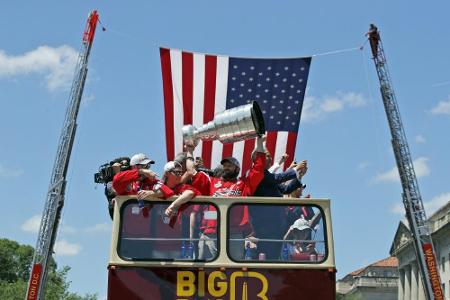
[160,48,309,174]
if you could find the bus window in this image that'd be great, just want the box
[228,203,327,263]
[118,200,219,261]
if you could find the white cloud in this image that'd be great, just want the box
[415,135,426,144]
[85,223,111,234]
[301,96,321,122]
[81,93,95,107]
[373,166,399,183]
[390,193,450,216]
[341,92,367,107]
[21,215,41,233]
[0,45,78,91]
[430,97,450,115]
[60,225,77,234]
[302,91,367,123]
[372,157,430,184]
[0,164,24,179]
[390,203,404,215]
[413,157,431,178]
[424,193,450,216]
[54,240,82,256]
[321,97,343,112]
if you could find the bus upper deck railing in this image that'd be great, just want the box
[109,195,335,269]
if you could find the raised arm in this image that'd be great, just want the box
[268,153,289,173]
[245,137,267,195]
[185,145,196,173]
[273,168,297,183]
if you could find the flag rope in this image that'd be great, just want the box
[103,24,368,60]
[312,45,364,57]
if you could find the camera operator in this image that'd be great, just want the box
[112,153,174,200]
[107,159,129,216]
[94,157,130,219]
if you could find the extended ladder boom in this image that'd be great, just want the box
[26,11,99,300]
[368,24,443,300]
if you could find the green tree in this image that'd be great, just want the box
[0,238,96,300]
[0,238,34,282]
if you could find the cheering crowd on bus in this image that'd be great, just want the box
[108,135,320,261]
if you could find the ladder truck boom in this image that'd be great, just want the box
[26,11,99,300]
[367,24,444,300]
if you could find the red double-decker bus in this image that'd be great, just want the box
[107,196,336,299]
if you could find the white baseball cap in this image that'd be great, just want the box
[163,161,182,172]
[289,218,311,231]
[130,153,155,166]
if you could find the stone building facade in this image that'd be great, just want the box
[336,256,399,300]
[390,200,450,300]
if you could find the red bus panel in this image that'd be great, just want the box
[108,266,335,300]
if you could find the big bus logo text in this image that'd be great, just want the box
[177,270,269,300]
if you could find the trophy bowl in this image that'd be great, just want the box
[182,101,265,146]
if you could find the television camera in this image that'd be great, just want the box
[94,156,131,184]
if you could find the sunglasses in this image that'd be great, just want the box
[169,170,184,176]
[137,163,151,169]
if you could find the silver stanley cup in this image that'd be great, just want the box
[182,101,265,146]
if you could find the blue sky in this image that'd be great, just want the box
[1,1,450,298]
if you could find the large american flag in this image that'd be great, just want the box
[160,48,311,174]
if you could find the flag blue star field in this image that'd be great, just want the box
[160,48,311,173]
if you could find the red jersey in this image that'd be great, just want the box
[191,152,265,197]
[172,183,201,198]
[191,153,266,234]
[112,169,174,199]
[121,183,200,252]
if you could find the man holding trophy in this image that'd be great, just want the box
[182,101,267,260]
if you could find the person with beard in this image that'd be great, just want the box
[186,136,266,260]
